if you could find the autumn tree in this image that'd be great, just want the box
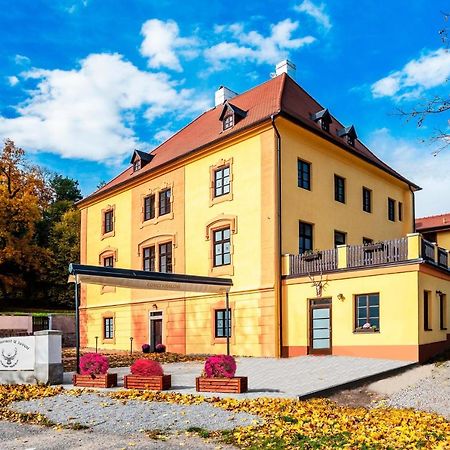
[0,140,52,300]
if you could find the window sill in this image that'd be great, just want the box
[209,264,234,277]
[210,192,233,207]
[101,231,115,240]
[101,337,115,344]
[440,328,447,331]
[353,329,380,334]
[424,328,433,331]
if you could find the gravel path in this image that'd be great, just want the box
[380,362,450,418]
[10,392,261,434]
[0,420,238,450]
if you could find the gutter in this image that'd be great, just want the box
[271,114,283,357]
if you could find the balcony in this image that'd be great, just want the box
[285,234,450,277]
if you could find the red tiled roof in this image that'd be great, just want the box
[79,73,419,206]
[416,213,450,231]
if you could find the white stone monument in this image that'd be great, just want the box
[0,330,63,384]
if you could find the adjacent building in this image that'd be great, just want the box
[78,61,450,362]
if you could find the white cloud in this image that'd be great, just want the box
[7,76,19,86]
[14,54,30,65]
[154,129,174,143]
[0,53,209,163]
[205,19,315,70]
[294,0,332,31]
[368,128,450,216]
[140,19,199,71]
[371,48,450,98]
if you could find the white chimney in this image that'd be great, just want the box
[215,86,238,107]
[275,60,296,79]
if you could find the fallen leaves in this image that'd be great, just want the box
[63,348,206,371]
[110,390,450,449]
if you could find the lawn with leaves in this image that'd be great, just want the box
[111,390,450,449]
[63,348,206,371]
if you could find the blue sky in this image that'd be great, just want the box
[1,0,449,216]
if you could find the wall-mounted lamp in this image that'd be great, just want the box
[337,293,345,302]
[152,303,158,310]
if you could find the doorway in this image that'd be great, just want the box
[309,298,332,355]
[149,311,163,352]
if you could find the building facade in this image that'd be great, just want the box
[78,63,450,362]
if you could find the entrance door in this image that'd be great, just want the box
[309,298,332,355]
[149,311,163,352]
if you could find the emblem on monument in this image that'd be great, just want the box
[1,346,18,368]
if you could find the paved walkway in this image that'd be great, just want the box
[63,355,414,398]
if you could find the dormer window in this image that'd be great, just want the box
[130,149,154,173]
[219,101,246,132]
[223,115,234,130]
[311,108,332,133]
[320,119,329,132]
[347,135,355,146]
[337,125,357,147]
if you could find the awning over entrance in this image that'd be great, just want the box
[68,263,232,293]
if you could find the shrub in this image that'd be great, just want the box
[79,353,109,377]
[203,355,236,378]
[155,343,166,353]
[142,343,151,353]
[131,359,164,377]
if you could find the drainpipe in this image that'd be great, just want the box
[271,115,283,357]
[409,186,416,233]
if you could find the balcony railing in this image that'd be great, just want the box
[347,238,408,268]
[289,248,337,276]
[286,234,450,277]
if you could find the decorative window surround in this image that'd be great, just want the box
[100,205,116,240]
[139,183,174,228]
[209,299,235,346]
[137,234,177,273]
[101,312,116,344]
[205,214,237,276]
[209,158,233,206]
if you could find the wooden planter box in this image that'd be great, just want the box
[123,374,171,390]
[196,376,248,393]
[72,373,117,388]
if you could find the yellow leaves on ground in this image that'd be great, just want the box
[0,384,62,425]
[111,390,450,449]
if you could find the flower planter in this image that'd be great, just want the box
[72,373,117,388]
[123,374,171,390]
[363,243,384,252]
[196,376,248,393]
[302,252,322,261]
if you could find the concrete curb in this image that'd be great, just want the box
[298,362,417,399]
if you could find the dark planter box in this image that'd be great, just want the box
[195,376,248,393]
[302,252,322,261]
[363,243,384,252]
[72,373,117,388]
[123,374,171,390]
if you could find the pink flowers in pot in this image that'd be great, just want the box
[79,353,109,378]
[203,355,236,378]
[131,359,164,377]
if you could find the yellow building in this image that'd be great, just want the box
[416,213,450,250]
[78,61,450,362]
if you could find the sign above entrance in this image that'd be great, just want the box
[68,264,232,294]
